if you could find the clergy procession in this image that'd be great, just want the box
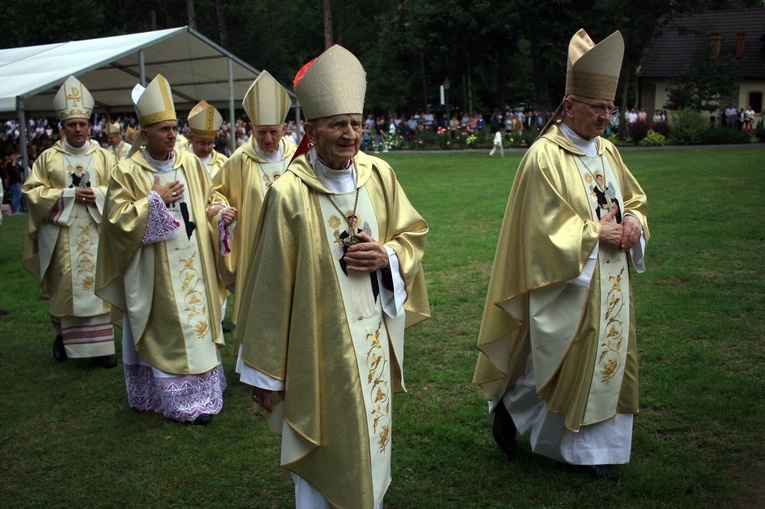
[17,28,649,509]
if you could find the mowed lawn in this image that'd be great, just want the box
[0,145,763,508]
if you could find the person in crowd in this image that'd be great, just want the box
[489,126,505,158]
[106,121,130,161]
[4,153,24,213]
[22,76,117,368]
[185,100,228,179]
[743,105,755,133]
[212,70,296,328]
[474,29,649,482]
[96,74,237,425]
[235,45,430,509]
[724,104,738,128]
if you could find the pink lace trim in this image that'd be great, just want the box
[123,363,227,422]
[142,191,180,244]
[216,204,235,255]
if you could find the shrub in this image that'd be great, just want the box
[755,118,765,143]
[639,130,666,147]
[630,120,651,144]
[668,108,708,145]
[650,121,670,138]
[698,126,753,145]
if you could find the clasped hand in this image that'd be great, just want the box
[74,187,95,205]
[343,231,390,272]
[599,206,641,253]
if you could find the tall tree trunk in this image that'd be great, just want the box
[216,0,228,48]
[467,63,473,115]
[619,65,632,140]
[186,0,197,30]
[323,0,333,49]
[420,54,428,113]
[336,0,345,46]
[530,36,551,110]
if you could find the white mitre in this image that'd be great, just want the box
[188,100,223,138]
[293,45,366,120]
[242,70,291,126]
[53,76,94,121]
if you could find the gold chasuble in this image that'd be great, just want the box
[237,151,429,509]
[473,124,649,432]
[212,138,296,325]
[110,140,131,162]
[185,141,228,179]
[96,148,227,374]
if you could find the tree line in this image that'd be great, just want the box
[1,0,760,117]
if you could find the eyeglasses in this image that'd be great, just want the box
[568,97,617,116]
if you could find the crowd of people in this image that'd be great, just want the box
[4,28,653,508]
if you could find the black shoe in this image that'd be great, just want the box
[492,401,517,461]
[53,334,67,362]
[583,464,621,481]
[193,414,213,425]
[91,355,118,369]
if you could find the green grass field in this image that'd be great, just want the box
[1,145,763,508]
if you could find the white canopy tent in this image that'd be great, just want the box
[0,26,300,166]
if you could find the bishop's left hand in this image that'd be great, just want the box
[221,206,238,226]
[620,215,642,253]
[344,231,390,273]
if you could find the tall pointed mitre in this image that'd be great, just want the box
[105,121,121,136]
[53,76,94,121]
[242,71,291,126]
[565,29,624,101]
[293,45,366,120]
[132,74,176,127]
[538,29,624,138]
[127,74,177,157]
[188,100,223,137]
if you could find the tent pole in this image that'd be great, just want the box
[139,50,146,86]
[228,58,235,155]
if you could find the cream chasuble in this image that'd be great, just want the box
[573,155,630,424]
[317,187,392,506]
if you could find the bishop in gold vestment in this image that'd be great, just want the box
[473,30,649,480]
[236,46,429,509]
[96,75,236,424]
[23,76,116,366]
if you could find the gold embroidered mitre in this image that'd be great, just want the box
[242,71,291,126]
[188,100,223,138]
[565,29,624,101]
[105,121,121,136]
[53,76,94,121]
[132,74,176,127]
[294,45,366,120]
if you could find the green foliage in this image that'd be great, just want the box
[668,108,709,145]
[630,120,652,144]
[0,0,105,47]
[699,126,755,144]
[665,48,739,111]
[756,118,765,143]
[638,129,667,146]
